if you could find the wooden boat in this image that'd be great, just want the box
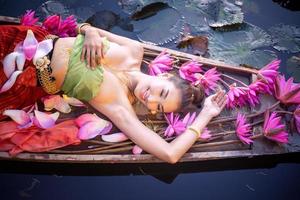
[0,15,299,164]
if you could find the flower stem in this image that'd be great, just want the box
[275,110,293,115]
[143,59,150,65]
[221,74,249,87]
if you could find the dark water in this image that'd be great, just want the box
[1,0,300,199]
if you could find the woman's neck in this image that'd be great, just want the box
[126,70,148,92]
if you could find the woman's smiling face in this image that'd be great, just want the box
[133,75,182,113]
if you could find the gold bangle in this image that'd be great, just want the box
[187,126,200,138]
[76,23,91,34]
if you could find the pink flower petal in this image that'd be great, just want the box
[33,39,53,64]
[23,30,38,60]
[33,110,59,129]
[101,132,129,142]
[77,119,112,140]
[75,113,102,127]
[0,71,22,94]
[42,95,71,113]
[3,109,32,128]
[132,145,143,155]
[3,52,19,78]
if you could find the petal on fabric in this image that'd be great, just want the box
[75,113,101,127]
[23,30,38,60]
[33,110,59,129]
[33,39,53,64]
[62,95,86,107]
[3,52,18,78]
[0,71,22,94]
[132,145,143,155]
[101,132,129,143]
[77,121,109,140]
[3,109,32,128]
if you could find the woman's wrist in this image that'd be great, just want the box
[77,23,92,35]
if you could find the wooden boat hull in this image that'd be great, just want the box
[1,15,300,164]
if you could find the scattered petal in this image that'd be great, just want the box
[132,145,143,155]
[101,132,129,142]
[33,110,59,129]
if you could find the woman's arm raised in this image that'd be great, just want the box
[89,90,227,164]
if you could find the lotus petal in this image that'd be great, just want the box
[200,128,212,140]
[3,109,32,129]
[75,113,102,127]
[33,39,53,64]
[42,95,71,113]
[62,95,86,107]
[101,132,129,143]
[0,71,22,93]
[33,110,59,129]
[77,120,112,140]
[132,145,143,155]
[23,30,38,60]
[3,52,19,78]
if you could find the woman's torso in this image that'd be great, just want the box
[51,37,140,107]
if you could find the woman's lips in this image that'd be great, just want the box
[141,88,149,101]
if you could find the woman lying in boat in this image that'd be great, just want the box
[0,24,226,163]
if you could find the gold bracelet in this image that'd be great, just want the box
[76,23,91,34]
[187,126,201,138]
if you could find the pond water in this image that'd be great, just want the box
[1,0,300,199]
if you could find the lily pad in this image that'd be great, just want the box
[268,24,300,53]
[118,0,165,15]
[35,0,71,20]
[132,6,184,45]
[131,2,169,20]
[209,23,277,68]
[177,35,208,56]
[286,55,300,82]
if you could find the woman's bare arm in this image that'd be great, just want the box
[89,91,226,164]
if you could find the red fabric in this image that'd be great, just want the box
[0,120,81,156]
[0,25,49,121]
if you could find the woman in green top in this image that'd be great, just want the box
[49,24,227,163]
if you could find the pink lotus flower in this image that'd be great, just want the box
[1,30,53,93]
[148,50,173,76]
[199,128,212,140]
[42,15,77,37]
[274,75,300,105]
[226,84,248,109]
[249,80,273,95]
[20,10,39,26]
[179,61,203,82]
[235,113,253,144]
[75,113,112,140]
[258,59,280,85]
[3,109,59,129]
[164,112,186,137]
[263,111,288,144]
[293,105,300,134]
[42,94,85,113]
[182,112,196,127]
[193,68,220,95]
[246,84,260,107]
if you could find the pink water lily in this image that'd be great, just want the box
[182,112,196,127]
[249,80,273,95]
[263,111,288,144]
[193,68,221,95]
[20,10,39,26]
[148,50,173,76]
[246,84,260,107]
[199,128,212,140]
[42,15,61,36]
[42,94,85,113]
[164,112,186,137]
[258,59,280,85]
[3,109,59,129]
[1,30,53,93]
[179,61,203,82]
[235,113,253,144]
[76,113,112,140]
[274,75,300,105]
[101,132,129,142]
[293,105,300,134]
[132,145,143,155]
[59,15,77,37]
[226,84,248,109]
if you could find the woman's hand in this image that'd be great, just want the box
[80,27,103,69]
[202,90,227,118]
